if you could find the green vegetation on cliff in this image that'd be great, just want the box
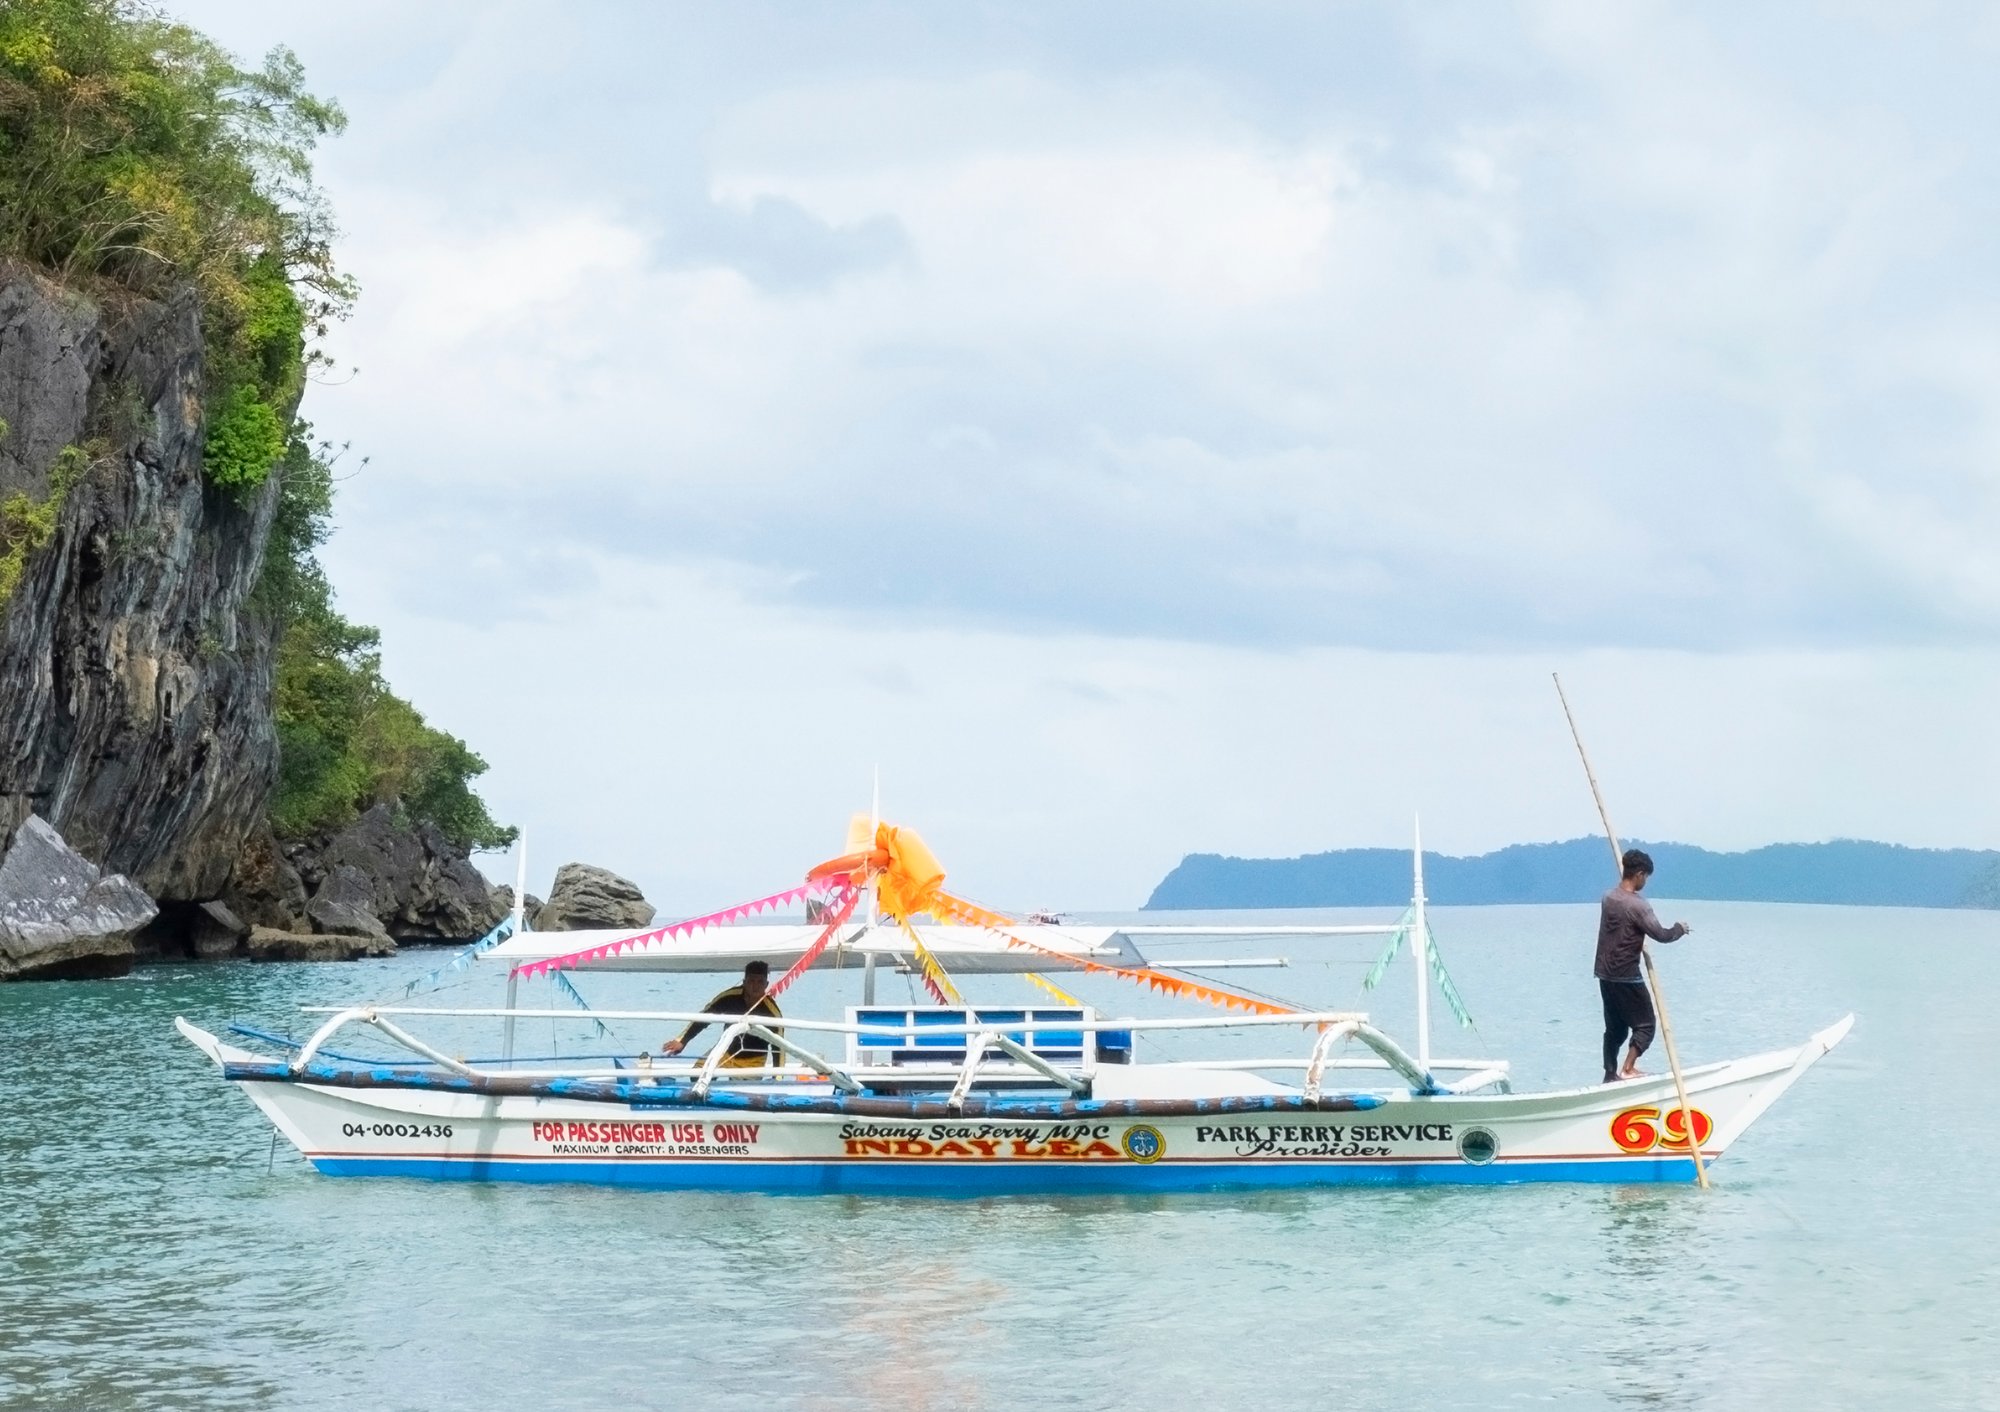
[0,0,351,493]
[257,431,516,852]
[0,440,90,601]
[2,0,512,852]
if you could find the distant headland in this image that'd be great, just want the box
[1145,837,2000,910]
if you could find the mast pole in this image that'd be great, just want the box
[854,768,880,1005]
[511,832,527,935]
[1412,814,1431,1075]
[866,766,880,931]
[1552,673,1709,1189]
[504,832,525,1066]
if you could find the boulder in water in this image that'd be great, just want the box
[189,900,249,959]
[245,925,394,963]
[537,863,655,931]
[490,887,542,928]
[0,815,158,981]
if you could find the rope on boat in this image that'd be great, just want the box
[1423,921,1474,1030]
[514,879,843,981]
[768,886,861,997]
[1021,971,1083,1005]
[225,1023,634,1068]
[927,891,1298,1017]
[550,971,614,1039]
[898,915,964,1004]
[397,912,519,1000]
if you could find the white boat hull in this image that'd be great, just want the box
[178,1015,1851,1193]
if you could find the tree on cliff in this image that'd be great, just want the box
[0,0,350,489]
[1,0,514,853]
[257,430,517,852]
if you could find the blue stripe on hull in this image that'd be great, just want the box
[310,1156,1704,1193]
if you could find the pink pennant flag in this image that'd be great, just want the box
[512,879,834,980]
[768,887,861,997]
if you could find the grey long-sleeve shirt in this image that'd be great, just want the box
[1593,887,1687,982]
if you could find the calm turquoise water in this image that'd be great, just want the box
[1,901,1992,1411]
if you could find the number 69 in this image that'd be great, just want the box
[1610,1105,1713,1154]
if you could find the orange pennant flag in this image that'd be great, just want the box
[932,889,1294,1017]
[807,822,1294,1017]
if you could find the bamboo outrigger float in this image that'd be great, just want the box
[178,818,1851,1194]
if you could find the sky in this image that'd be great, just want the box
[170,0,2000,909]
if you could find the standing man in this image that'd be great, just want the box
[1595,849,1690,1083]
[663,960,783,1068]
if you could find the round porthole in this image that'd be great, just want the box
[1458,1127,1498,1165]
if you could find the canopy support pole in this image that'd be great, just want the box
[502,971,519,1068]
[1412,816,1432,1076]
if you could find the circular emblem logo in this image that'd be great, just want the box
[1121,1124,1165,1164]
[1457,1126,1498,1166]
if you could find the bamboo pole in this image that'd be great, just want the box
[1553,673,1710,1189]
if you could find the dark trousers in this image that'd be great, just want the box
[1600,979,1656,1081]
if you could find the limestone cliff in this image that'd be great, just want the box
[0,263,282,902]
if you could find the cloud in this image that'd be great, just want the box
[323,545,2000,906]
[265,7,2000,654]
[159,1,2000,897]
[664,195,913,293]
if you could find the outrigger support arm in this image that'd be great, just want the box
[1441,1065,1513,1095]
[292,1007,368,1073]
[948,1030,1089,1112]
[290,1007,481,1080]
[1302,1021,1361,1102]
[690,1022,864,1098]
[744,1024,862,1094]
[692,1022,749,1098]
[367,1014,483,1079]
[1304,1019,1441,1097]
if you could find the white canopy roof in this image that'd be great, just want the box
[479,923,1153,975]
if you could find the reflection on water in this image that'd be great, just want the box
[1592,1188,1716,1408]
[0,903,1995,1410]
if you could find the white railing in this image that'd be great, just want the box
[284,1004,1503,1100]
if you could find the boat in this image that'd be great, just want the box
[177,818,1852,1193]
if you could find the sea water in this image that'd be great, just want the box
[0,901,1992,1411]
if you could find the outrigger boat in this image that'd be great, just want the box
[178,819,1852,1193]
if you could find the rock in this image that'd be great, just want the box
[420,841,507,937]
[130,897,253,961]
[306,863,392,944]
[301,805,506,940]
[189,900,248,960]
[220,824,309,932]
[0,814,157,981]
[294,805,410,908]
[538,863,655,931]
[0,264,286,904]
[490,888,543,928]
[245,925,394,963]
